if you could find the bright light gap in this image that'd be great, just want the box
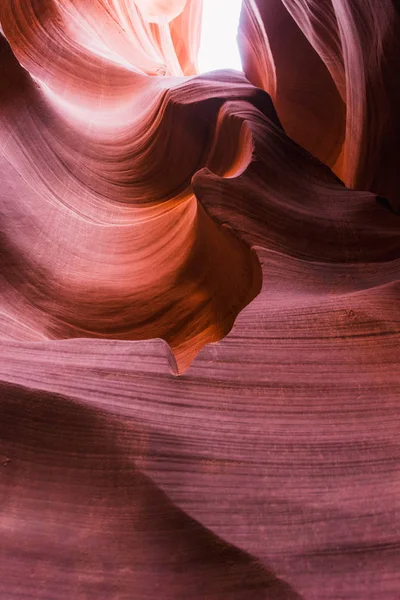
[198,0,243,74]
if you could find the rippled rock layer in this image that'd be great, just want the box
[0,1,399,599]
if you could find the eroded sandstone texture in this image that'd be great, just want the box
[0,1,399,599]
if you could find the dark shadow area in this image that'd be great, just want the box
[0,381,302,599]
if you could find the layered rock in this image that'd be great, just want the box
[0,1,399,599]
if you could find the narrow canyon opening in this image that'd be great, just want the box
[198,0,243,73]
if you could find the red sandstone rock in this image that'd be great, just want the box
[0,2,399,599]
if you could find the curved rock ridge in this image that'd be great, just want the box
[0,1,399,599]
[0,31,264,374]
[239,0,400,209]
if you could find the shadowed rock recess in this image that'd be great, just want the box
[0,1,399,599]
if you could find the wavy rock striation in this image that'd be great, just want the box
[0,1,399,599]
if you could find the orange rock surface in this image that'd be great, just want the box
[0,2,399,598]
